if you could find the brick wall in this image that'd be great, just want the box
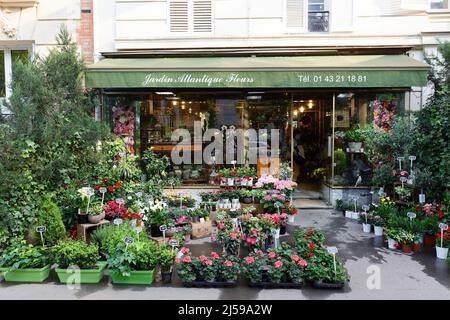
[77,0,94,65]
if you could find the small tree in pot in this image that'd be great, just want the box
[157,245,176,284]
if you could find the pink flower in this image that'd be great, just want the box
[230,233,237,241]
[211,252,220,260]
[400,171,409,176]
[245,256,255,264]
[268,252,276,259]
[205,259,213,266]
[291,255,300,262]
[175,258,180,264]
[224,260,233,267]
[199,255,207,261]
[257,250,264,257]
[181,247,190,255]
[182,256,192,263]
[275,261,283,269]
[298,260,308,267]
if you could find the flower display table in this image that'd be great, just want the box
[77,220,110,242]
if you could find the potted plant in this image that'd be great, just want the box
[240,189,254,204]
[52,240,106,284]
[0,241,51,283]
[88,202,106,224]
[385,227,400,249]
[397,230,415,253]
[219,168,237,186]
[218,255,240,284]
[335,199,345,216]
[395,186,412,201]
[239,167,256,186]
[77,187,95,224]
[176,249,197,284]
[183,225,192,242]
[372,215,385,236]
[157,245,176,284]
[344,128,363,151]
[306,248,350,289]
[285,207,298,224]
[108,240,159,285]
[242,254,265,284]
[358,212,372,233]
[436,227,449,260]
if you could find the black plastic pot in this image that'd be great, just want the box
[76,213,89,224]
[182,280,237,288]
[242,197,253,204]
[312,280,345,289]
[150,224,163,237]
[248,281,303,289]
[280,225,286,235]
[253,197,261,204]
[161,270,173,284]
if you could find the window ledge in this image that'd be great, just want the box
[0,0,37,8]
[427,9,450,14]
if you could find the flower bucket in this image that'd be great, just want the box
[288,215,295,224]
[56,262,106,284]
[111,269,156,285]
[4,265,51,283]
[345,211,353,219]
[227,178,234,186]
[387,237,398,249]
[362,223,371,233]
[401,244,412,254]
[374,226,384,236]
[436,246,449,260]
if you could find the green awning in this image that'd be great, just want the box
[86,55,429,89]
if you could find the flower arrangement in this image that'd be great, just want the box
[94,178,123,202]
[113,106,135,154]
[372,99,396,132]
[215,215,243,255]
[104,200,130,220]
[260,192,286,213]
[294,228,326,257]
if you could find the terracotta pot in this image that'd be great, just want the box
[412,243,421,253]
[401,244,412,253]
[424,234,436,247]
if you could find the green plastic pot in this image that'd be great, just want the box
[55,261,107,284]
[4,265,51,283]
[111,269,155,285]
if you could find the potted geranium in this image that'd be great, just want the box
[197,255,216,282]
[218,255,240,284]
[219,168,236,186]
[157,245,176,284]
[52,240,106,284]
[372,214,385,236]
[358,212,372,233]
[0,241,51,283]
[242,253,265,285]
[436,225,449,260]
[285,207,299,224]
[107,240,159,285]
[385,227,400,249]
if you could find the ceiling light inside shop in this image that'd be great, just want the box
[173,101,178,106]
[337,93,354,99]
[247,96,262,100]
[308,102,313,109]
[300,107,305,113]
[155,92,174,95]
[294,110,298,116]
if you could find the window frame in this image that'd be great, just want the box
[167,0,214,36]
[428,0,450,10]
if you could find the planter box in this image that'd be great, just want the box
[111,269,155,285]
[55,262,107,284]
[4,265,51,283]
[191,220,212,239]
[248,281,303,289]
[312,280,346,289]
[182,280,237,288]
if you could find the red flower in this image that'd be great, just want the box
[305,235,309,240]
[308,229,314,235]
[116,182,122,188]
[232,168,237,177]
[307,252,313,258]
[309,242,315,249]
[415,206,421,212]
[108,186,114,192]
[95,185,101,190]
[291,209,298,215]
[102,178,108,184]
[182,256,192,263]
[439,211,444,219]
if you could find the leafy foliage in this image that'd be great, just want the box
[51,240,99,269]
[0,241,49,270]
[107,240,158,276]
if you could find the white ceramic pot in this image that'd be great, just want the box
[374,226,384,236]
[345,211,353,219]
[436,246,449,260]
[351,212,360,220]
[232,198,240,204]
[387,237,398,249]
[247,178,253,186]
[227,178,234,186]
[288,215,295,223]
[240,179,247,186]
[349,142,362,150]
[362,223,372,233]
[88,211,105,224]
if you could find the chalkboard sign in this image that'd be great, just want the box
[160,225,167,232]
[36,226,46,233]
[169,239,180,247]
[407,212,417,219]
[124,237,134,244]
[327,246,338,255]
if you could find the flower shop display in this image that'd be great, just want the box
[358,212,373,233]
[107,239,159,285]
[113,106,135,155]
[306,248,350,289]
[157,245,176,284]
[52,240,106,284]
[435,223,449,260]
[88,203,106,224]
[0,241,51,283]
[371,99,397,133]
[176,249,240,287]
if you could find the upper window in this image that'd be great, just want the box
[308,0,329,32]
[430,0,449,9]
[0,49,29,99]
[169,0,213,34]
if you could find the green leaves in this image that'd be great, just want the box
[0,241,49,270]
[51,240,99,269]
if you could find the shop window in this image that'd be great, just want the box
[430,0,449,9]
[169,0,213,34]
[308,0,329,32]
[0,49,29,100]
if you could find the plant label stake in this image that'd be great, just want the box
[36,226,46,247]
[231,160,237,169]
[419,193,426,204]
[124,237,134,252]
[439,223,448,248]
[99,187,107,206]
[116,198,125,210]
[85,187,95,215]
[274,203,281,214]
[362,205,369,224]
[169,239,179,252]
[408,155,416,175]
[271,229,280,248]
[135,226,143,241]
[407,212,416,229]
[160,225,167,243]
[114,218,123,226]
[397,156,404,171]
[400,176,407,188]
[178,192,184,209]
[351,196,359,213]
[327,247,338,277]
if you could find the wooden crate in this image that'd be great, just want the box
[191,220,212,239]
[77,220,110,243]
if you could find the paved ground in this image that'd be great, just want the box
[0,209,449,300]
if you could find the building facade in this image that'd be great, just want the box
[1,0,449,192]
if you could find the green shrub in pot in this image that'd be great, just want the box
[305,248,350,284]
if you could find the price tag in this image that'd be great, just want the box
[99,187,107,194]
[397,156,404,161]
[169,239,179,247]
[408,155,416,161]
[362,205,370,212]
[116,198,125,205]
[327,246,338,255]
[114,218,123,226]
[407,212,417,219]
[439,223,448,230]
[124,237,134,244]
[36,226,46,233]
[86,188,95,196]
[159,225,167,232]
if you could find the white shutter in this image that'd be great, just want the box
[193,0,212,33]
[169,0,189,32]
[286,0,305,29]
